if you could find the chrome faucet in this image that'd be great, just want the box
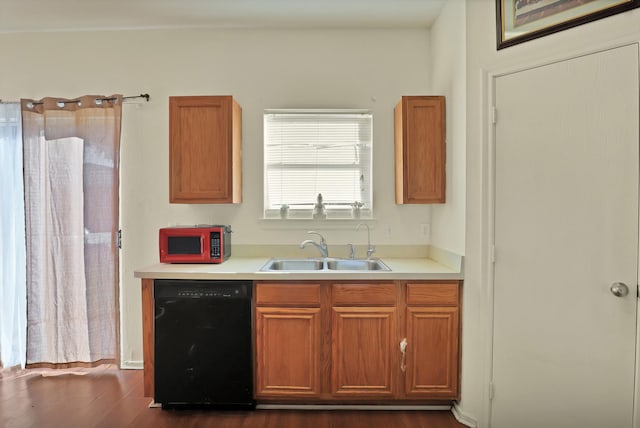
[356,223,375,259]
[300,231,329,258]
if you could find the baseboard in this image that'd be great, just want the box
[115,362,472,422]
[120,360,143,370]
[452,402,478,428]
[257,404,452,411]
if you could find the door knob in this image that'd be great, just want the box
[610,282,630,297]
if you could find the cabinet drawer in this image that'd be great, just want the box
[406,282,459,306]
[255,283,321,307]
[331,283,396,306]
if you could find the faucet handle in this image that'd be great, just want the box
[367,245,376,259]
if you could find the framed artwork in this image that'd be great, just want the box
[496,0,640,49]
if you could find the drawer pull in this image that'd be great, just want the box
[400,338,408,372]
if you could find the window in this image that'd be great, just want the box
[0,102,26,368]
[263,110,373,219]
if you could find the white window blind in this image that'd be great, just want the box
[264,110,373,219]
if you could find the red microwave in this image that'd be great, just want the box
[159,225,232,263]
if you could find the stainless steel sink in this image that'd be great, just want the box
[326,259,390,271]
[262,259,324,271]
[259,258,391,272]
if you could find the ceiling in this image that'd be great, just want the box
[0,0,447,33]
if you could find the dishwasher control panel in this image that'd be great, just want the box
[154,280,251,300]
[176,288,242,298]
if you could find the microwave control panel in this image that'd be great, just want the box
[210,231,221,259]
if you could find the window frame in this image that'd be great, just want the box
[263,109,373,220]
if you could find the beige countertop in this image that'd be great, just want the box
[134,254,464,281]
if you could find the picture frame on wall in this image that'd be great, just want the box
[496,0,640,49]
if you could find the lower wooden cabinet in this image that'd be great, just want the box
[403,282,459,398]
[254,280,461,402]
[255,307,321,397]
[404,306,459,397]
[331,306,397,397]
[254,282,322,399]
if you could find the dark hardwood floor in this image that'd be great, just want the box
[0,365,466,428]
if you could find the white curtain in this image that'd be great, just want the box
[24,136,92,363]
[0,102,27,368]
[22,96,122,365]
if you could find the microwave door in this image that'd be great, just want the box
[167,235,201,254]
[167,235,207,262]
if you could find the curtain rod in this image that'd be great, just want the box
[29,93,151,106]
[0,93,150,105]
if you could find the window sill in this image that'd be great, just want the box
[258,218,377,230]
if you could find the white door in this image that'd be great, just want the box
[491,45,639,428]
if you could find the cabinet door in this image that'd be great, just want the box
[255,307,321,397]
[169,95,242,203]
[404,306,459,398]
[331,306,397,397]
[394,96,445,204]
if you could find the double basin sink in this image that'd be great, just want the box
[260,258,391,272]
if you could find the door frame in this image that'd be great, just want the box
[480,41,640,428]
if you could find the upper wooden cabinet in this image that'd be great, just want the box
[394,96,445,204]
[169,95,242,203]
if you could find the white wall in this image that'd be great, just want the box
[429,0,466,256]
[0,28,437,365]
[462,2,640,426]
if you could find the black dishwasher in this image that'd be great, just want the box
[154,279,255,409]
